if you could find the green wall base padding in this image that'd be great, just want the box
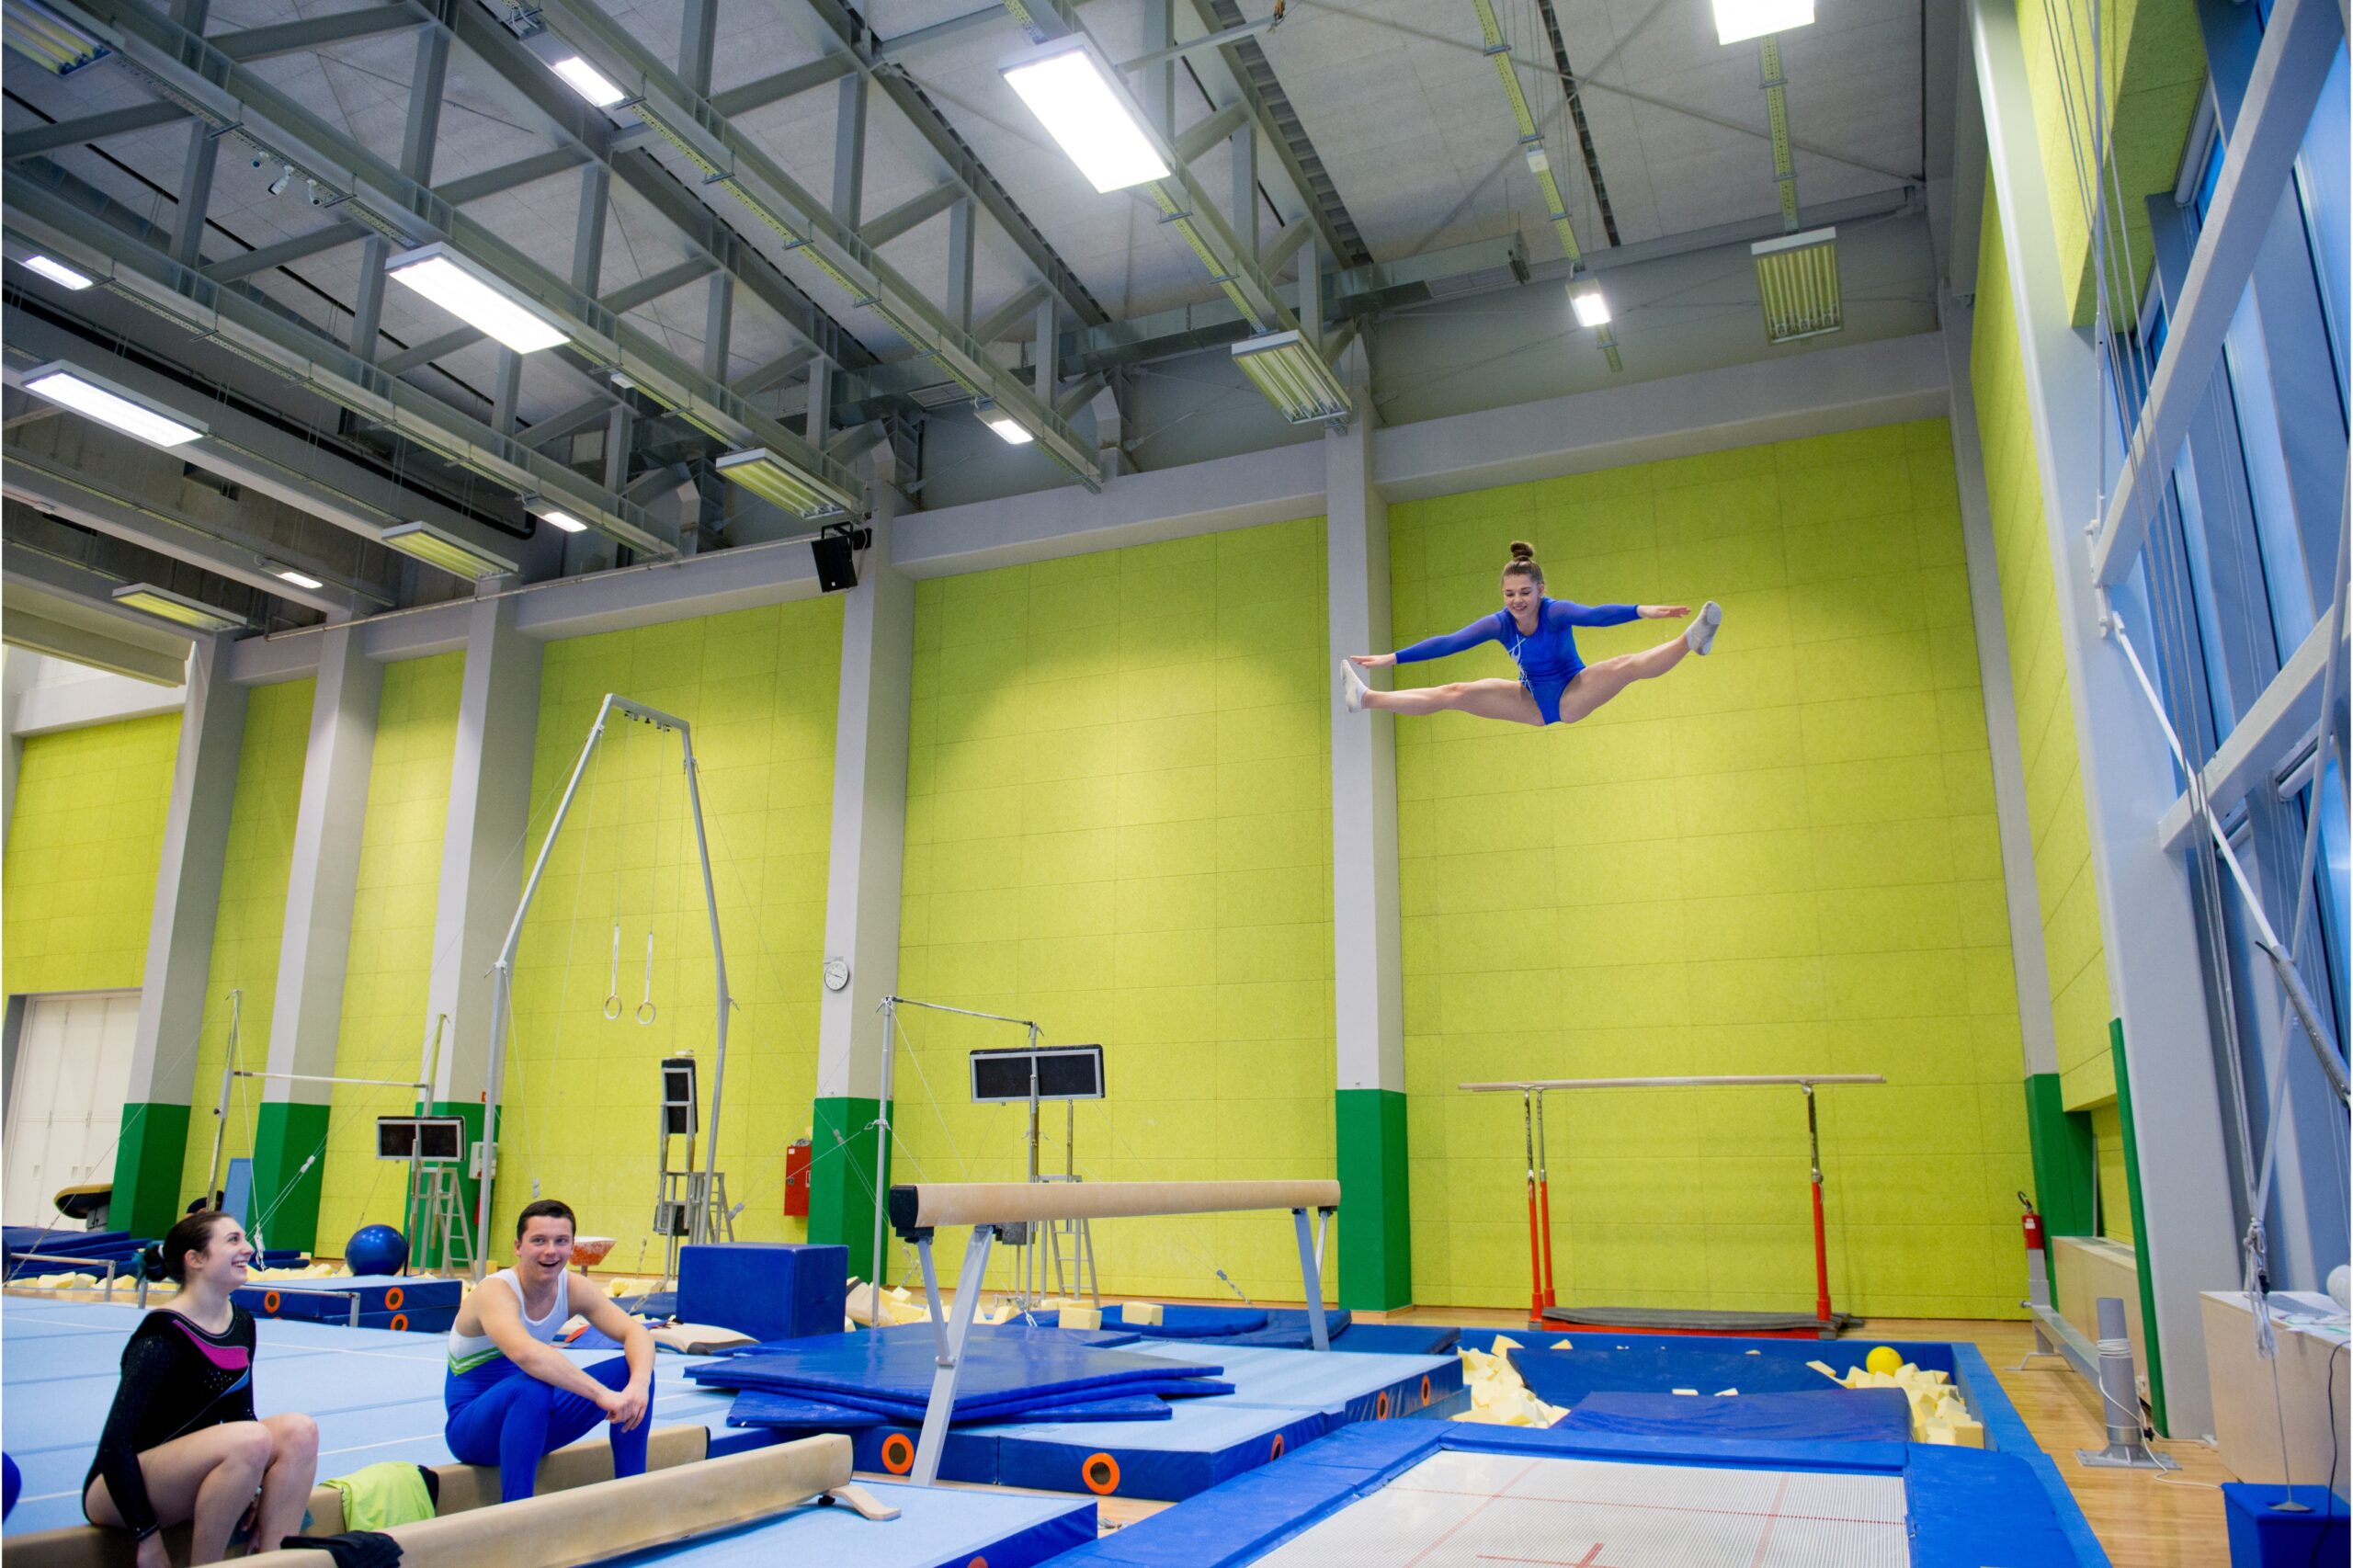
[1336,1088,1411,1309]
[809,1096,890,1286]
[249,1101,332,1256]
[112,1101,194,1238]
[2109,1019,2169,1437]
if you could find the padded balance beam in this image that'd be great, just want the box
[233,1435,890,1568]
[891,1178,1344,1488]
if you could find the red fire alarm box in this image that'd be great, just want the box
[783,1137,812,1219]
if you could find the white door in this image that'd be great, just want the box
[5,991,142,1229]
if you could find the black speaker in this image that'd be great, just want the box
[812,526,870,592]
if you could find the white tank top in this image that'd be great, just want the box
[446,1267,570,1371]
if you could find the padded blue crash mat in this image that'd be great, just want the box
[685,1328,1225,1420]
[1507,1342,1845,1406]
[727,1388,1177,1430]
[1563,1388,1914,1443]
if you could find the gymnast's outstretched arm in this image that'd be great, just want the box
[1353,613,1502,669]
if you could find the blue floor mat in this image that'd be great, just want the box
[727,1388,1178,1430]
[1507,1343,1844,1406]
[686,1330,1224,1420]
[1563,1388,1914,1443]
[1317,1323,1460,1355]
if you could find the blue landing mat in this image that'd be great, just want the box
[596,1478,1091,1568]
[1507,1342,1848,1405]
[728,1390,1176,1430]
[1041,1419,2108,1568]
[1563,1388,1914,1443]
[687,1330,1224,1421]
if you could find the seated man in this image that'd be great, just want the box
[443,1199,654,1502]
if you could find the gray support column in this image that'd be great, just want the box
[946,198,975,333]
[704,271,734,383]
[254,627,382,1253]
[119,635,249,1236]
[811,457,913,1283]
[1232,125,1258,259]
[423,596,544,1259]
[1939,303,2059,1079]
[1325,345,1409,1309]
[834,74,867,230]
[1971,0,2240,1438]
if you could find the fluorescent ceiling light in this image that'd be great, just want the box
[22,361,205,448]
[4,0,109,74]
[538,508,589,533]
[975,402,1034,445]
[110,583,247,632]
[275,568,324,591]
[381,520,519,580]
[551,54,627,108]
[1711,0,1813,45]
[1569,287,1611,328]
[22,254,93,290]
[715,447,852,518]
[1231,330,1351,425]
[1002,40,1170,193]
[1752,226,1843,344]
[385,243,569,354]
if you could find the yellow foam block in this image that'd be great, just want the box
[1713,1388,1739,1397]
[1807,1360,1840,1382]
[1672,1388,1699,1396]
[1551,1339,1574,1349]
[1120,1302,1164,1326]
[1490,1335,1523,1355]
[1061,1305,1103,1331]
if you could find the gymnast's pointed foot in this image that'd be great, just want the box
[1686,600,1722,655]
[1340,658,1369,712]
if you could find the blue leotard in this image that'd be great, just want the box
[1393,597,1640,724]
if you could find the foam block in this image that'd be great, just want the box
[1121,1303,1164,1326]
[676,1244,847,1343]
[1063,1305,1104,1330]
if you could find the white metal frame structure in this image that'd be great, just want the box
[476,694,733,1277]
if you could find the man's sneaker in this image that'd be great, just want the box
[1340,659,1369,712]
[1686,600,1723,655]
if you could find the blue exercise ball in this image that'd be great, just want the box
[346,1223,409,1276]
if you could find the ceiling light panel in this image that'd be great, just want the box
[1001,39,1171,193]
[1570,287,1611,328]
[381,521,520,580]
[22,361,205,447]
[1752,227,1844,344]
[1712,0,1814,45]
[385,243,570,354]
[976,403,1035,445]
[1231,331,1351,424]
[110,583,248,631]
[3,0,108,74]
[551,54,627,108]
[714,448,853,518]
[22,254,93,290]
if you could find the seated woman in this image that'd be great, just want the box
[84,1212,320,1567]
[443,1199,654,1502]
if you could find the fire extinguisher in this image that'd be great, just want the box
[2018,1190,2044,1251]
[784,1137,812,1220]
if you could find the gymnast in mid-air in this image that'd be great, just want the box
[1342,540,1721,727]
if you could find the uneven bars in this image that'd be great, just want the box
[1459,1074,1887,1092]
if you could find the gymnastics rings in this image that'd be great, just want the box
[603,926,623,1021]
[636,931,657,1026]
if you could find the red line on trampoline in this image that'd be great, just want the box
[1400,1459,1546,1568]
[1745,1473,1791,1568]
[1386,1483,1899,1529]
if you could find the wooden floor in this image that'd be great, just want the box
[1381,1306,2236,1568]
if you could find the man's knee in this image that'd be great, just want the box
[588,1357,631,1390]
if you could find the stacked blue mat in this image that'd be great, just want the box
[689,1324,1235,1429]
[1017,1304,1461,1355]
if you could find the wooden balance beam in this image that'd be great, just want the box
[887,1178,1344,1486]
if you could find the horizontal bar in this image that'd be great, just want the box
[1457,1074,1889,1092]
[881,996,1039,1028]
[892,1179,1340,1231]
[232,1071,431,1090]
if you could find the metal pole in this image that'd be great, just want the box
[678,722,732,1249]
[1520,1089,1542,1320]
[872,996,896,1292]
[201,989,243,1213]
[1804,1084,1832,1324]
[1293,1208,1331,1351]
[474,695,618,1277]
[910,1224,995,1485]
[1534,1089,1556,1311]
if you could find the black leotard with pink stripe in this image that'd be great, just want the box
[84,1308,257,1540]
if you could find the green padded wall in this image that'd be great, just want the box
[313,652,464,1255]
[1972,176,2119,1116]
[893,520,1340,1303]
[499,602,841,1260]
[3,712,179,995]
[177,680,314,1219]
[1392,422,2035,1318]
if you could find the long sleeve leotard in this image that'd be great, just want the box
[85,1308,258,1540]
[1393,597,1640,686]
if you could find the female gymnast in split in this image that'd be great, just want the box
[1342,540,1721,727]
[443,1199,654,1503]
[84,1212,320,1566]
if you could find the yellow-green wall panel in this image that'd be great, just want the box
[897,520,1338,1302]
[500,602,842,1262]
[177,680,315,1213]
[1972,176,2117,1112]
[314,653,464,1254]
[4,713,179,996]
[1394,421,2035,1319]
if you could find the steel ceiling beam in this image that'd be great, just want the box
[213,5,421,60]
[529,0,1103,483]
[41,0,864,520]
[1181,0,1367,267]
[4,103,188,159]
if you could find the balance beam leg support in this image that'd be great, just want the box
[1293,1208,1330,1352]
[911,1224,995,1486]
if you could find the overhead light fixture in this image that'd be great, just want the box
[268,165,291,197]
[274,567,324,591]
[551,54,628,108]
[381,520,519,580]
[1231,330,1351,424]
[714,447,852,518]
[1752,226,1843,343]
[974,401,1034,445]
[22,361,205,448]
[21,254,93,290]
[1711,0,1813,45]
[110,583,247,632]
[1001,38,1170,193]
[3,0,109,74]
[385,242,570,354]
[537,508,589,533]
[1569,286,1611,328]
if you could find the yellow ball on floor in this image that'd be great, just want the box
[1864,1346,1903,1376]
